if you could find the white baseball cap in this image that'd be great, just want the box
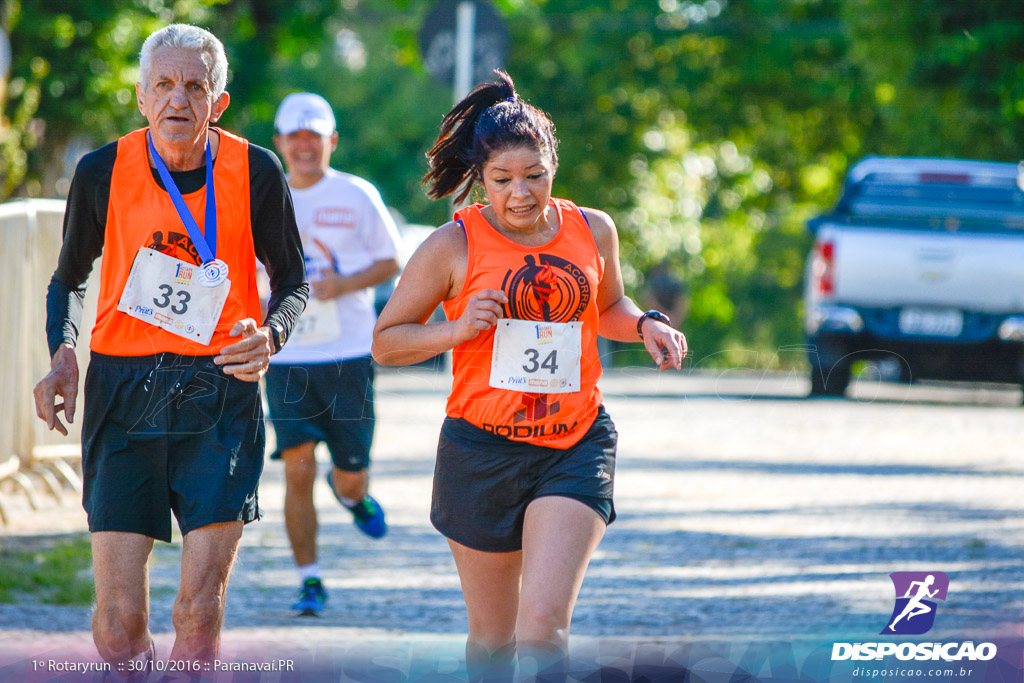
[275,92,336,136]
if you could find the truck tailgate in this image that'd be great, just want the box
[829,225,1024,313]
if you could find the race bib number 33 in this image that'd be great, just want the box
[489,319,582,394]
[117,247,230,346]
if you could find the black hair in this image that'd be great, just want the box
[422,70,559,204]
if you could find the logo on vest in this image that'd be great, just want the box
[502,254,590,323]
[147,230,201,265]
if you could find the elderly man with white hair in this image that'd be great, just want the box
[33,24,307,669]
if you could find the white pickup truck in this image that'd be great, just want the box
[804,157,1024,397]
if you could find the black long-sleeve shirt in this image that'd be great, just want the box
[46,132,308,357]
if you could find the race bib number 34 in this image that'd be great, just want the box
[490,319,582,394]
[117,247,230,346]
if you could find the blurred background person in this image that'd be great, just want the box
[267,92,400,615]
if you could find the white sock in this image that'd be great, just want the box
[297,563,320,582]
[339,496,360,508]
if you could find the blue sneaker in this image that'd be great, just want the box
[327,471,388,538]
[292,578,327,615]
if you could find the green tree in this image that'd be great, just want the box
[502,0,864,363]
[843,0,1024,160]
[0,0,448,224]
[5,1,1024,367]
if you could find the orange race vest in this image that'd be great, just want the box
[90,127,260,356]
[443,198,604,449]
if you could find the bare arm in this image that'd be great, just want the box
[585,207,687,371]
[372,222,507,366]
[311,257,400,300]
[33,344,80,436]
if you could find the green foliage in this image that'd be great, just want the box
[843,0,1024,160]
[4,0,1024,364]
[0,535,94,606]
[503,1,856,361]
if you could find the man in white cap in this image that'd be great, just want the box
[268,92,401,614]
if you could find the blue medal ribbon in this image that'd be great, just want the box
[147,131,217,264]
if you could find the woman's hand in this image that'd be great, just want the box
[453,289,508,343]
[641,318,687,371]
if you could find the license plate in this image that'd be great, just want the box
[898,307,963,337]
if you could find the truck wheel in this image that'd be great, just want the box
[810,365,851,397]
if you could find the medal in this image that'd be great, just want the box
[197,258,229,287]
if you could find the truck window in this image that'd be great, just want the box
[835,176,1024,230]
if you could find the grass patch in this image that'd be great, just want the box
[0,535,94,606]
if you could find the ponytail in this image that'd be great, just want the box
[423,70,558,204]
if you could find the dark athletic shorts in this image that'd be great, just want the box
[431,406,617,553]
[82,352,265,543]
[264,356,375,472]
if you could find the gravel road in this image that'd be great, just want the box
[1,367,1021,678]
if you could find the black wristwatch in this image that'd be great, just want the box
[637,310,671,340]
[268,323,286,353]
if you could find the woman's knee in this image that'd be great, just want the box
[466,627,516,656]
[515,603,569,646]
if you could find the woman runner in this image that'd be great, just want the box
[372,71,687,680]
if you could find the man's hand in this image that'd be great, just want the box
[33,344,80,436]
[311,273,347,300]
[312,258,399,301]
[215,318,274,382]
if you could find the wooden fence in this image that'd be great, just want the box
[0,199,98,524]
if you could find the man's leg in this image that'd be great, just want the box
[91,532,155,664]
[282,442,329,613]
[170,521,243,661]
[328,466,368,502]
[282,442,319,567]
[327,465,387,538]
[324,357,386,537]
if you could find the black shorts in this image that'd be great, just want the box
[431,406,617,553]
[82,352,265,543]
[265,356,375,472]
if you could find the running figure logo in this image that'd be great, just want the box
[882,571,949,635]
[147,230,202,265]
[502,253,592,424]
[501,254,590,324]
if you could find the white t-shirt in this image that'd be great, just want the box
[271,168,400,365]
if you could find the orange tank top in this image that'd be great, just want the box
[91,127,260,356]
[442,198,604,449]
